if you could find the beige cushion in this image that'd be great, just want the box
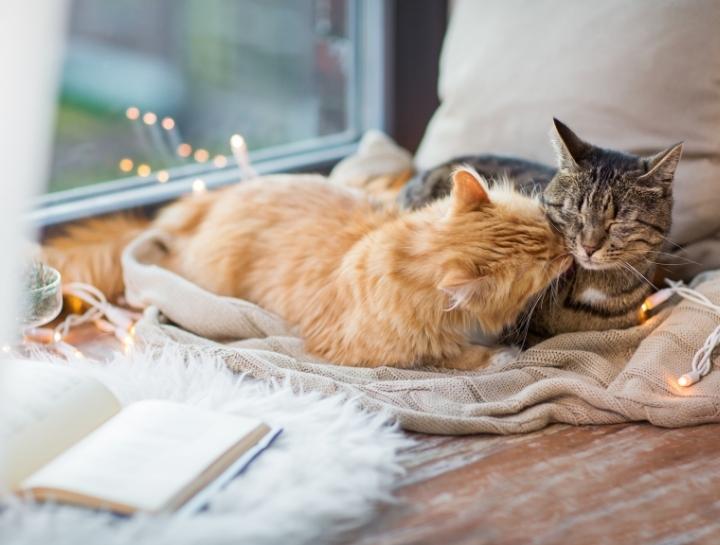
[415,0,720,245]
[329,130,413,185]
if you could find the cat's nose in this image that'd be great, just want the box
[582,244,599,257]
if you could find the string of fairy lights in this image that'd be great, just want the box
[22,283,142,359]
[118,105,255,194]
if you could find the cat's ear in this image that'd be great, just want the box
[449,167,490,215]
[638,142,683,186]
[551,118,592,170]
[438,268,489,310]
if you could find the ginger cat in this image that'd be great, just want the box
[45,169,570,369]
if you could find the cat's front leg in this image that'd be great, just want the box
[441,344,519,371]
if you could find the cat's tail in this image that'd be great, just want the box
[42,214,151,301]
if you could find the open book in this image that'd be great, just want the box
[0,359,280,515]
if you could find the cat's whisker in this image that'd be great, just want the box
[620,260,657,290]
[657,233,685,251]
[514,289,544,347]
[510,254,568,346]
[647,250,702,266]
[643,258,689,267]
[505,280,547,343]
[542,253,569,308]
[548,221,563,235]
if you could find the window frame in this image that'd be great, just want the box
[31,0,390,227]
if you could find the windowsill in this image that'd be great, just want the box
[30,140,358,228]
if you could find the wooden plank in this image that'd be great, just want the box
[66,322,121,360]
[347,424,720,545]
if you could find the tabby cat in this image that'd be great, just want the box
[400,119,683,341]
[45,169,570,369]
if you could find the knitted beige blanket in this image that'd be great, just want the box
[123,229,720,435]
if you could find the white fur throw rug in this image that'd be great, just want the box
[1,347,411,545]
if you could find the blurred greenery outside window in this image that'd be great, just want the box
[48,0,358,195]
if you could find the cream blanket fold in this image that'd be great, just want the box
[122,227,720,435]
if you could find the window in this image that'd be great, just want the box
[34,0,386,225]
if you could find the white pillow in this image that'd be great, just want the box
[415,0,720,245]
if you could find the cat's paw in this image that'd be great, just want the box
[489,345,521,368]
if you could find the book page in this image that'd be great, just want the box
[21,400,267,513]
[0,359,121,489]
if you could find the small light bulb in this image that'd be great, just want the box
[230,134,245,149]
[1,344,10,353]
[177,143,192,158]
[213,155,228,168]
[123,335,134,354]
[125,106,140,120]
[137,164,151,177]
[192,178,207,194]
[53,331,62,343]
[142,112,157,125]
[161,117,175,130]
[643,288,674,314]
[118,158,134,172]
[156,170,169,183]
[677,370,701,388]
[194,148,209,163]
[66,295,84,314]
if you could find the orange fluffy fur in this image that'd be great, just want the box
[341,168,413,207]
[44,170,570,369]
[43,214,149,301]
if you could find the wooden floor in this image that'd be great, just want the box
[345,423,720,545]
[68,326,720,545]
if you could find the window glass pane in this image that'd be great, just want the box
[49,0,355,193]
